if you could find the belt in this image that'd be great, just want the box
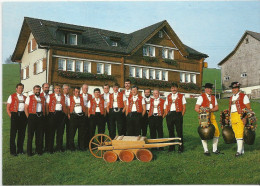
[112,108,122,112]
[72,112,84,117]
[153,113,158,116]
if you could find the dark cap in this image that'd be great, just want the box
[203,83,214,89]
[229,82,241,88]
[171,82,178,88]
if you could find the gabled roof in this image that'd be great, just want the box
[218,30,260,66]
[12,17,208,61]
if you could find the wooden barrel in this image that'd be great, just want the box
[103,151,118,163]
[136,149,153,162]
[119,150,134,162]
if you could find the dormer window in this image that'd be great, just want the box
[69,34,77,45]
[111,41,117,47]
[60,32,77,45]
[159,31,163,38]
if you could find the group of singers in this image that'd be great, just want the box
[6,79,250,157]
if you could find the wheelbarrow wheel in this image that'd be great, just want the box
[89,134,112,158]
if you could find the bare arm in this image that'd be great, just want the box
[6,104,11,117]
[195,104,200,113]
[182,104,186,116]
[245,103,251,110]
[126,105,128,116]
[46,103,49,116]
[142,104,146,116]
[122,101,126,113]
[25,104,29,118]
[106,102,110,113]
[211,105,219,112]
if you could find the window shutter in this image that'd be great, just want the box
[21,69,24,80]
[32,38,37,51]
[26,66,29,78]
[28,41,31,53]
[34,63,36,75]
[42,58,47,70]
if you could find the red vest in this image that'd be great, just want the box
[109,92,124,108]
[201,93,216,108]
[80,93,92,102]
[127,95,143,113]
[148,98,165,117]
[28,95,45,114]
[69,96,85,113]
[89,98,105,115]
[229,93,246,114]
[166,93,184,113]
[9,93,26,112]
[48,93,66,113]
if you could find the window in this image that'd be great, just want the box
[58,59,66,71]
[185,73,190,83]
[142,68,148,79]
[97,63,104,74]
[61,33,66,44]
[129,66,135,77]
[191,74,196,83]
[23,68,26,80]
[162,48,168,59]
[163,48,174,59]
[75,60,83,72]
[169,49,174,59]
[67,59,75,71]
[111,41,117,47]
[36,60,43,74]
[69,34,77,45]
[84,61,91,73]
[143,45,155,57]
[149,46,155,57]
[180,73,185,83]
[162,71,168,81]
[241,72,247,78]
[224,76,230,81]
[143,46,149,56]
[104,64,111,75]
[158,31,163,38]
[155,70,161,80]
[149,69,155,79]
[136,67,142,78]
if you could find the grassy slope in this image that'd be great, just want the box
[202,68,222,92]
[2,64,260,185]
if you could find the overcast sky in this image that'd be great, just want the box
[2,1,260,68]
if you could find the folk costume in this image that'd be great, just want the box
[107,92,126,139]
[40,92,50,152]
[46,93,67,152]
[126,95,145,136]
[229,82,250,156]
[67,95,86,151]
[101,92,111,137]
[142,96,151,136]
[148,98,165,140]
[88,97,106,141]
[63,93,70,149]
[25,94,45,156]
[7,93,27,155]
[121,89,132,135]
[196,91,220,154]
[164,92,186,152]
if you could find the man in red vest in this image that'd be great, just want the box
[67,87,87,151]
[88,88,106,140]
[148,89,165,150]
[228,82,251,157]
[101,84,111,136]
[80,84,92,149]
[40,83,50,152]
[195,83,221,156]
[121,79,132,135]
[25,85,45,156]
[46,84,67,153]
[142,88,151,137]
[62,84,71,150]
[6,83,27,156]
[107,83,126,139]
[126,85,146,136]
[164,83,186,153]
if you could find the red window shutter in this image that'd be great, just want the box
[21,69,24,80]
[28,41,31,53]
[32,38,37,51]
[42,58,47,71]
[34,63,36,75]
[26,66,29,78]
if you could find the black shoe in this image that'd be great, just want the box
[235,152,242,157]
[204,151,211,156]
[11,153,18,157]
[213,150,224,155]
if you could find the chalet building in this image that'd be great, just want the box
[12,17,208,97]
[218,31,260,98]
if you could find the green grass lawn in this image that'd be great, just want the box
[203,68,222,92]
[2,64,260,185]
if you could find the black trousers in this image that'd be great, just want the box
[69,113,86,150]
[27,113,44,155]
[141,111,149,136]
[89,113,105,141]
[149,115,163,139]
[48,111,66,152]
[166,111,183,151]
[42,115,50,151]
[83,116,90,149]
[126,112,142,136]
[122,114,127,136]
[10,112,27,154]
[109,108,124,140]
[63,115,70,149]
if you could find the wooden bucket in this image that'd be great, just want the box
[136,149,153,162]
[119,150,134,162]
[103,151,118,163]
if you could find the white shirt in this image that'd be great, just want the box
[126,95,145,112]
[25,95,43,112]
[164,93,187,111]
[67,96,83,113]
[46,94,62,111]
[124,89,131,98]
[107,92,127,108]
[144,97,151,111]
[82,93,91,107]
[87,98,104,112]
[42,92,49,100]
[64,94,70,107]
[7,93,26,111]
[103,93,110,108]
[153,98,160,114]
[230,92,250,113]
[196,93,218,109]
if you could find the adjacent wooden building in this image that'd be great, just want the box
[12,17,208,96]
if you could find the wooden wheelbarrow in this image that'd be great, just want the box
[89,134,182,162]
